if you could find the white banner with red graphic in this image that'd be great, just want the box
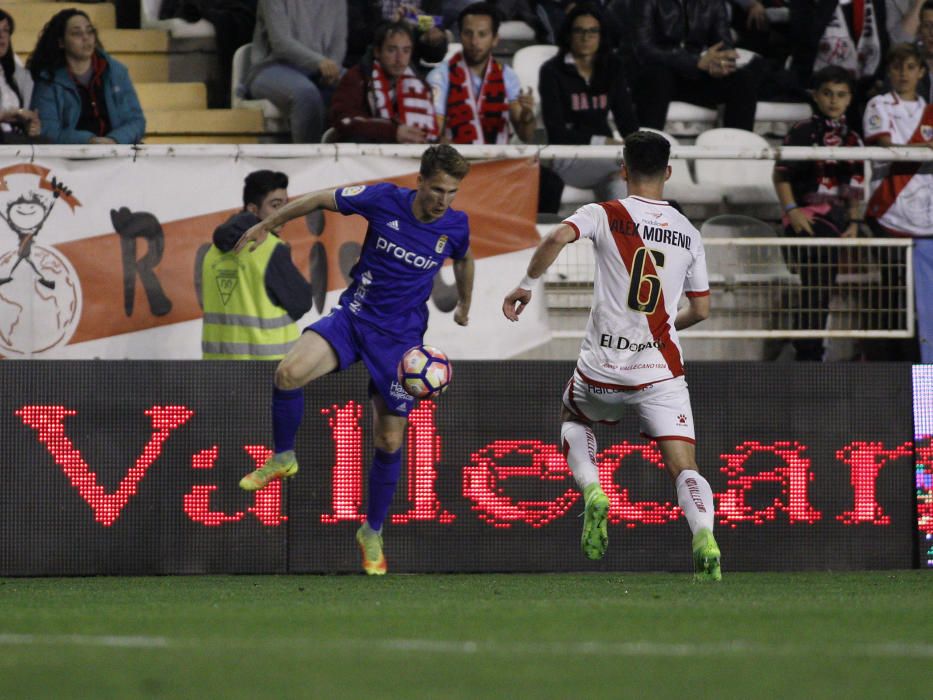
[0,154,547,359]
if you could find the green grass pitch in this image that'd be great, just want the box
[1,572,930,699]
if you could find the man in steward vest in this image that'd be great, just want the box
[201,170,311,360]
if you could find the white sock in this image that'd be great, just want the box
[561,421,599,490]
[675,469,715,534]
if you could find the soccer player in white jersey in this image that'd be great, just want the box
[502,130,721,581]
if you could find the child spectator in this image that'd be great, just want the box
[863,42,933,361]
[773,65,864,361]
[28,9,144,144]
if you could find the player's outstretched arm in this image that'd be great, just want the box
[674,294,711,330]
[235,188,339,253]
[502,224,577,321]
[452,250,474,326]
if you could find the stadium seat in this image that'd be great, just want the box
[642,128,722,207]
[10,2,116,32]
[665,102,718,137]
[140,0,215,40]
[136,82,207,111]
[700,214,798,285]
[694,128,779,206]
[231,43,287,135]
[754,101,812,138]
[499,20,535,41]
[511,44,557,127]
[144,108,265,143]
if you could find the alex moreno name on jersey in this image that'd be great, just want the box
[376,235,440,270]
[609,218,692,250]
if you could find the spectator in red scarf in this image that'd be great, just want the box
[426,2,536,144]
[330,21,438,143]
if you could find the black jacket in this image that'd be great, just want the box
[633,0,732,78]
[539,52,638,144]
[212,211,312,322]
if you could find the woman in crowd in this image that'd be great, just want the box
[539,2,638,202]
[28,8,145,144]
[0,9,40,141]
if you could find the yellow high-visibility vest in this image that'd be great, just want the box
[201,236,299,360]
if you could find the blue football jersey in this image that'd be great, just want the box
[333,182,470,337]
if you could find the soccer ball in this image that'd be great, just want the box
[397,345,452,399]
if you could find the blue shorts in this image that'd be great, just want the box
[306,307,420,417]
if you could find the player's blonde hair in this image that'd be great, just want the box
[420,145,470,181]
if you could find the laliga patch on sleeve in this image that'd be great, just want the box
[341,185,366,197]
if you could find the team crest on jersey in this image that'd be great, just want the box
[341,185,366,197]
[868,113,881,130]
[922,125,933,142]
[435,235,448,254]
[823,132,842,147]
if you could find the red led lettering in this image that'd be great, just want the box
[391,402,455,524]
[718,441,821,528]
[320,402,366,523]
[836,441,913,525]
[183,445,286,526]
[16,405,192,526]
[597,442,681,527]
[462,440,578,528]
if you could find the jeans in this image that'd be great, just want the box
[248,62,328,143]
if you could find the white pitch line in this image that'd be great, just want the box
[0,634,168,649]
[0,635,931,658]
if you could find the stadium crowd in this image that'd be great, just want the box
[1,0,931,361]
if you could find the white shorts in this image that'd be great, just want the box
[562,371,696,443]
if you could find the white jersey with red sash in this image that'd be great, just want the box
[864,91,933,236]
[443,52,509,144]
[370,60,438,140]
[813,0,882,79]
[562,196,710,388]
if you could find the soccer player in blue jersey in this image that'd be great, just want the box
[233,145,474,575]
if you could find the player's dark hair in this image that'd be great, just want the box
[886,42,924,68]
[922,0,933,15]
[27,9,102,82]
[622,131,670,179]
[243,170,288,210]
[420,145,470,180]
[0,10,23,107]
[458,2,501,36]
[374,20,415,52]
[810,65,856,93]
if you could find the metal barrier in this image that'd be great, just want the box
[545,237,914,339]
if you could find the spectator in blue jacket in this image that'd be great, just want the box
[27,9,145,144]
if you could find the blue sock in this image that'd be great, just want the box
[366,447,402,531]
[271,385,304,453]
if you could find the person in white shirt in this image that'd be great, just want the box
[863,42,933,361]
[502,130,721,581]
[0,9,40,141]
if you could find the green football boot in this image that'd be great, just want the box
[581,483,610,560]
[239,451,298,491]
[692,528,722,582]
[356,524,387,576]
